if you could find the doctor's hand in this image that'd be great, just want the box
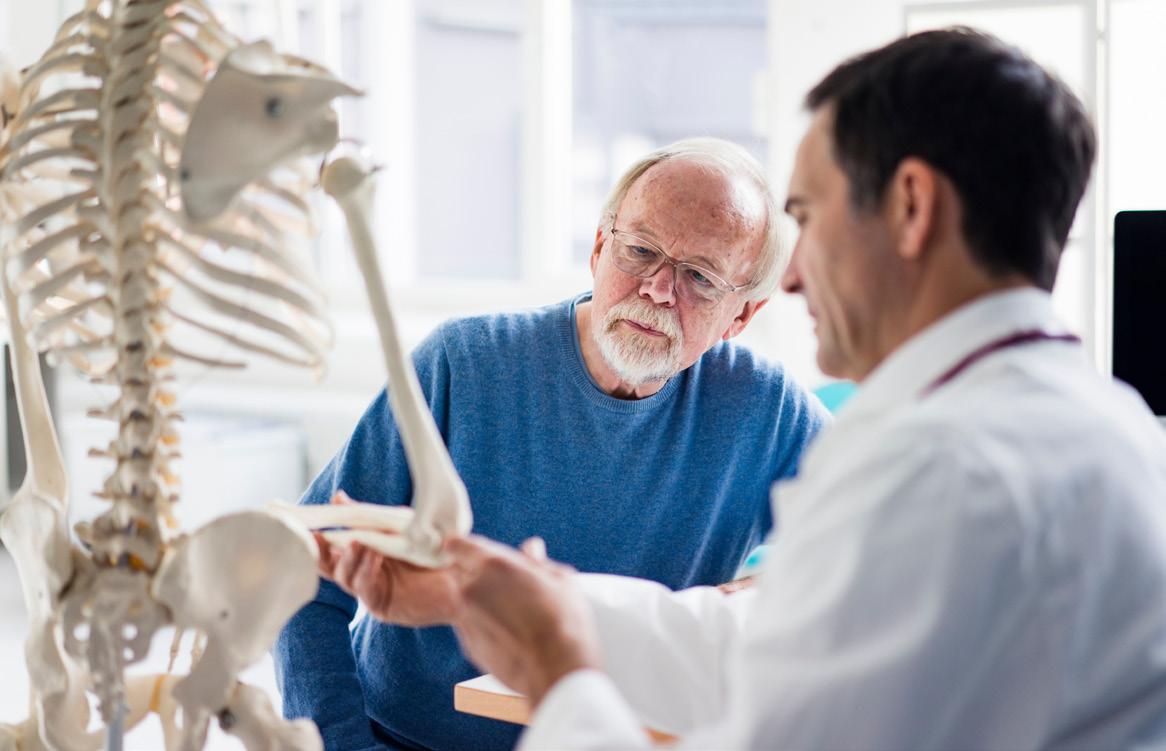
[445,535,603,707]
[315,492,462,627]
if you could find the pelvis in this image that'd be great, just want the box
[152,510,321,750]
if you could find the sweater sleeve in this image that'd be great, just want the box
[759,377,830,538]
[274,582,381,749]
[273,327,454,748]
[775,378,830,483]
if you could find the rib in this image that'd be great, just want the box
[158,236,327,320]
[3,119,98,162]
[8,225,95,276]
[21,258,104,308]
[157,259,328,361]
[4,147,98,178]
[21,52,107,95]
[166,306,322,369]
[33,296,113,338]
[9,87,100,127]
[159,341,246,370]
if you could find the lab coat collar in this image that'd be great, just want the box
[838,287,1074,422]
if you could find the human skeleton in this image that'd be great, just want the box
[0,1,471,748]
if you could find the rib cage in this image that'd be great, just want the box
[1,0,331,381]
[1,2,471,744]
[0,0,332,566]
[0,0,338,727]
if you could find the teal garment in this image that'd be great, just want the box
[814,380,858,413]
[274,293,829,751]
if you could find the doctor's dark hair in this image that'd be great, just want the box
[805,27,1096,291]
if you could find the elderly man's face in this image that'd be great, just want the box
[588,158,768,385]
[781,110,899,381]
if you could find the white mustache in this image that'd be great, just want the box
[604,297,681,341]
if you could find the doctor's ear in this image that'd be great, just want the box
[722,298,768,341]
[887,157,939,262]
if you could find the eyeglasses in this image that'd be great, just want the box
[607,225,752,306]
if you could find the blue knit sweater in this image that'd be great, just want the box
[274,293,827,750]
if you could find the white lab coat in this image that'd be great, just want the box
[520,289,1166,750]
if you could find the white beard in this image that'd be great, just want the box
[594,296,684,386]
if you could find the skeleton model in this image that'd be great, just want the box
[0,1,471,748]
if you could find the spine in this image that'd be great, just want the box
[58,0,177,723]
[88,0,178,573]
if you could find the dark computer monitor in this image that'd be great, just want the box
[1112,210,1166,418]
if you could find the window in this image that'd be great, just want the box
[414,0,524,279]
[906,0,1164,372]
[906,1,1097,352]
[571,0,768,263]
[195,0,565,309]
[1109,0,1166,214]
[195,0,769,310]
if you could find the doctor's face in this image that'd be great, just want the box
[780,109,899,381]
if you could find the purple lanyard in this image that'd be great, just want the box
[921,329,1081,398]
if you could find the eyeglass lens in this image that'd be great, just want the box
[611,235,726,304]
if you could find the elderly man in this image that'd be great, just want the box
[322,28,1166,750]
[274,137,828,750]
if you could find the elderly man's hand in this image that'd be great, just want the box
[446,535,603,707]
[315,492,462,627]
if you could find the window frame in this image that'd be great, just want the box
[262,0,586,314]
[903,0,1112,371]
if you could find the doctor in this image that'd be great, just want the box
[323,27,1166,749]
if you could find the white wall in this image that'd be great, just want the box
[748,0,902,388]
[768,0,902,192]
[3,0,61,68]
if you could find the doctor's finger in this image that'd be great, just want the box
[460,561,552,625]
[353,547,386,598]
[445,534,515,572]
[334,543,367,591]
[454,609,518,668]
[520,536,547,562]
[314,533,338,577]
[452,620,492,673]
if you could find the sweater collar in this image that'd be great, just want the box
[561,292,684,414]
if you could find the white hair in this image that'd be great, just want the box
[599,137,786,301]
